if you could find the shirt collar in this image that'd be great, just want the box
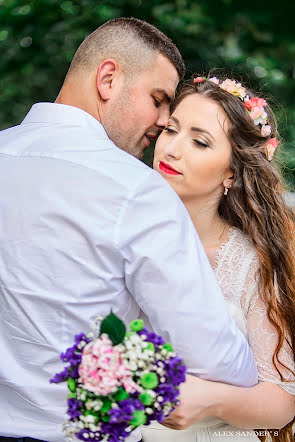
[21,102,109,139]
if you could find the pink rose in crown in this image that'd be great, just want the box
[78,333,138,395]
[264,138,279,161]
[250,106,265,121]
[261,125,272,137]
[244,97,267,110]
[194,76,205,83]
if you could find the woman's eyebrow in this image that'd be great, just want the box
[191,126,215,142]
[169,115,215,142]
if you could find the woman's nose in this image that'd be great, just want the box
[163,138,182,159]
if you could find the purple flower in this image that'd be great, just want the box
[138,328,165,347]
[165,357,186,385]
[156,383,178,403]
[49,366,70,383]
[101,422,131,440]
[108,398,144,424]
[74,333,90,345]
[67,397,83,420]
[76,429,94,441]
[61,345,81,365]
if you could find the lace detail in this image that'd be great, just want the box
[214,227,295,395]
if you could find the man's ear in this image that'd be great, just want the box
[96,59,119,101]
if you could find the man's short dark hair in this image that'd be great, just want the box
[67,17,185,80]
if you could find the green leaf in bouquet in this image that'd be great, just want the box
[101,415,111,422]
[99,311,126,345]
[67,392,77,399]
[67,377,77,393]
[100,398,112,413]
[130,410,147,427]
[113,387,129,402]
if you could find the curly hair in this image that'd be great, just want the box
[171,77,295,442]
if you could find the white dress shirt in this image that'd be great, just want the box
[0,103,257,441]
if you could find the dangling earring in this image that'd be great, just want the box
[224,185,231,196]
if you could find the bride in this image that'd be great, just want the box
[141,76,295,441]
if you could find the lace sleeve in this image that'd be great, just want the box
[244,262,295,395]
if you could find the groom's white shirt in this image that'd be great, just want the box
[0,103,257,441]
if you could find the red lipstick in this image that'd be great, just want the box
[159,161,181,175]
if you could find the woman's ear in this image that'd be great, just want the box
[223,171,234,190]
[96,59,120,101]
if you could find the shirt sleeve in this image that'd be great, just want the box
[115,171,258,387]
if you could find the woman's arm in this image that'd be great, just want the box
[163,374,295,430]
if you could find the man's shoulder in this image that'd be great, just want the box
[0,119,166,196]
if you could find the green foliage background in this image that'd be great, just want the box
[0,0,294,188]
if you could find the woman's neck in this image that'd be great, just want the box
[183,196,229,250]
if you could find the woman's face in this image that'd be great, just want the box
[153,93,233,204]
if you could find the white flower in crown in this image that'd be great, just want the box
[220,79,247,99]
[208,77,220,84]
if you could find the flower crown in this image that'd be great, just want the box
[193,76,279,161]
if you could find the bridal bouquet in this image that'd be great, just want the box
[50,312,186,441]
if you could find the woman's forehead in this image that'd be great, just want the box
[172,93,230,136]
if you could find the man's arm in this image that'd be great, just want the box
[116,171,257,387]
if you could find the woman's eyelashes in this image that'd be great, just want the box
[164,126,177,134]
[164,125,211,148]
[194,139,210,148]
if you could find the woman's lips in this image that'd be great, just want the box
[159,161,181,175]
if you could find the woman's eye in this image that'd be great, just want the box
[194,139,209,148]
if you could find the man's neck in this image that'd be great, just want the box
[55,78,102,124]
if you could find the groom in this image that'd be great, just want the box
[0,18,257,442]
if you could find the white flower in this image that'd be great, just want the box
[208,77,220,84]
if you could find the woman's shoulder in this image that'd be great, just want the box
[215,226,260,311]
[216,226,258,273]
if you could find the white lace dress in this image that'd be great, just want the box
[141,227,295,441]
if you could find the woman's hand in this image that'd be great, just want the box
[162,374,218,430]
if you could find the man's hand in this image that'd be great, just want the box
[162,374,218,430]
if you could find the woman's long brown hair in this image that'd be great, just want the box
[171,78,295,441]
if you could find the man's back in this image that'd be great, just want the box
[0,103,158,440]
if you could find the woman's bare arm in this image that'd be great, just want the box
[163,374,295,430]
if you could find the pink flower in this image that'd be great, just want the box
[78,334,139,396]
[261,125,272,137]
[194,76,205,83]
[220,79,246,98]
[249,106,265,121]
[244,97,267,110]
[264,138,279,161]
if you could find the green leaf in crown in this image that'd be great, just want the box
[99,311,126,345]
